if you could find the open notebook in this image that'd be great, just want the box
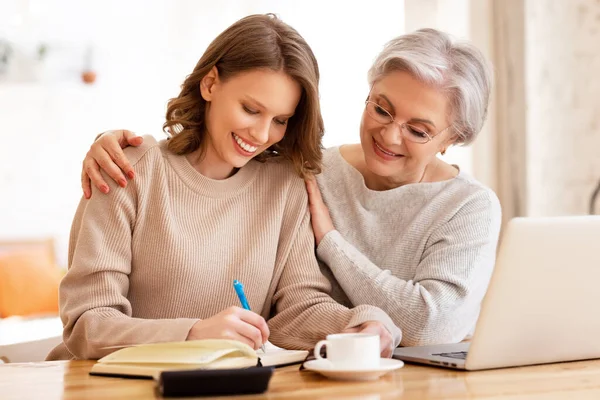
[89,339,308,379]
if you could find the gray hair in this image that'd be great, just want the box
[368,28,492,145]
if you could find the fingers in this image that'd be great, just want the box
[353,322,394,358]
[236,308,270,344]
[221,330,258,350]
[304,178,318,204]
[372,326,394,358]
[97,135,134,182]
[305,178,325,209]
[81,166,92,199]
[83,158,110,194]
[122,130,144,147]
[229,318,265,350]
[114,130,132,148]
[380,336,394,358]
[353,323,378,336]
[220,307,269,350]
[305,177,315,193]
[306,181,318,219]
[94,150,128,188]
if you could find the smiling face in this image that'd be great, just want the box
[198,67,301,177]
[360,70,457,185]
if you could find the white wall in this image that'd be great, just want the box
[1,0,177,266]
[525,0,600,216]
[0,0,405,265]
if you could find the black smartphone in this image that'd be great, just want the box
[158,366,274,397]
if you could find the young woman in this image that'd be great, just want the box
[46,14,400,361]
[79,28,502,348]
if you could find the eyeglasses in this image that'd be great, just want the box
[364,100,451,144]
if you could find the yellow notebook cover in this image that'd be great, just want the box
[90,339,308,379]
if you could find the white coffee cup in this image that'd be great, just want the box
[313,333,380,369]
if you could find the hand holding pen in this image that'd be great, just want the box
[234,280,267,353]
[185,304,270,350]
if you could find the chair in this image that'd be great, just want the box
[0,238,56,263]
[0,338,63,364]
[0,238,62,362]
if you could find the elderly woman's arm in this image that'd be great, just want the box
[316,190,501,347]
[265,180,401,355]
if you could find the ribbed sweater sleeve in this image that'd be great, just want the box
[57,149,198,360]
[267,208,401,349]
[315,147,502,347]
[317,190,500,346]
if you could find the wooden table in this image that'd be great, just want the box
[2,359,600,399]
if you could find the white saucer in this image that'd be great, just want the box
[303,358,404,381]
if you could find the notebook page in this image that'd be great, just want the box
[256,342,308,367]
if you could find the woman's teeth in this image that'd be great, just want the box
[233,133,258,153]
[375,140,400,157]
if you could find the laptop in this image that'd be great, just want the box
[393,216,600,370]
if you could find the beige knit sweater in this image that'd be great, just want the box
[47,138,400,360]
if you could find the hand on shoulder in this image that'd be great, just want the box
[82,130,145,198]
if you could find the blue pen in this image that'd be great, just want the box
[233,280,266,353]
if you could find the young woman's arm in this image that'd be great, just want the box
[265,186,402,356]
[61,143,269,359]
[60,145,199,359]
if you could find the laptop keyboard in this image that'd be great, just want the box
[433,351,468,360]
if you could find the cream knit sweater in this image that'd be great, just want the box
[47,138,400,360]
[316,147,502,347]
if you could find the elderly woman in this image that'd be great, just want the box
[79,28,501,347]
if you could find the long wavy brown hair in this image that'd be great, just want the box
[164,14,324,178]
